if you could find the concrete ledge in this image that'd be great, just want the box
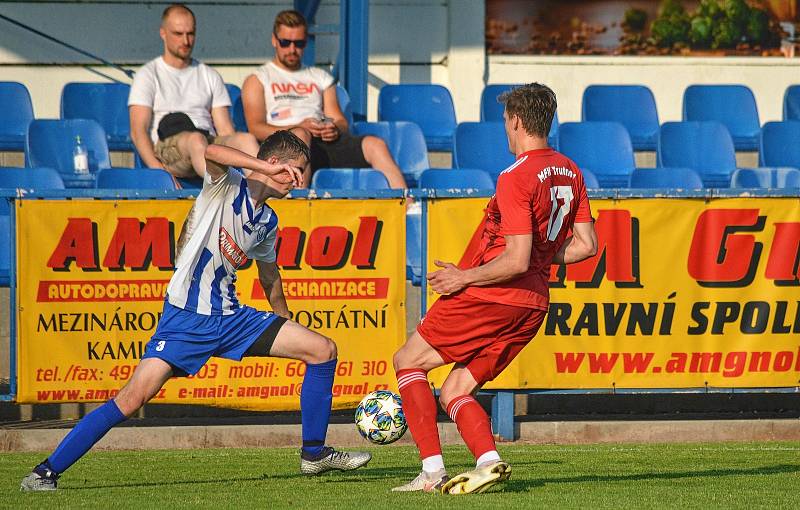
[0,423,462,452]
[2,420,800,452]
[517,419,800,444]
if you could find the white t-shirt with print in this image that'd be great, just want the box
[128,57,231,142]
[252,62,335,126]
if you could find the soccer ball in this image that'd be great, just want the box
[354,390,407,445]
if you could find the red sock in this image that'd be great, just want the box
[447,395,496,460]
[397,369,442,459]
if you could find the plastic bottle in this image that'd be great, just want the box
[73,135,89,174]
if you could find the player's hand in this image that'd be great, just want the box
[319,120,340,142]
[260,162,304,188]
[427,260,467,294]
[299,118,325,138]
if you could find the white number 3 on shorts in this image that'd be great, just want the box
[155,340,166,352]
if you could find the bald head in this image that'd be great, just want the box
[162,4,195,26]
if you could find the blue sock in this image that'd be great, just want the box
[300,358,336,457]
[45,399,127,474]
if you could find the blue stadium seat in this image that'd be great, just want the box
[760,121,800,168]
[453,122,515,183]
[0,82,34,151]
[406,210,422,286]
[336,84,354,127]
[0,167,65,214]
[730,167,800,188]
[96,168,177,190]
[629,167,703,189]
[353,121,428,186]
[480,84,560,148]
[26,119,111,178]
[225,83,247,133]
[683,85,760,151]
[659,121,737,188]
[783,85,800,121]
[419,168,494,189]
[378,84,457,151]
[0,167,65,286]
[311,168,390,190]
[581,168,600,189]
[61,82,133,151]
[582,85,659,151]
[480,84,514,122]
[558,122,635,188]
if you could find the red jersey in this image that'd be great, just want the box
[464,148,592,310]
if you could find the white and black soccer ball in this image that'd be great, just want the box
[354,390,407,445]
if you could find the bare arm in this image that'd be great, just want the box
[552,221,598,265]
[129,105,163,169]
[321,85,348,134]
[427,233,532,295]
[211,106,236,137]
[204,143,303,187]
[256,260,289,318]
[242,75,323,141]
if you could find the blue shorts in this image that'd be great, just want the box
[142,302,282,376]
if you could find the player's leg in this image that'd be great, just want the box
[440,308,547,495]
[438,363,509,496]
[439,365,499,467]
[391,330,450,492]
[242,318,370,474]
[360,135,407,189]
[261,319,336,459]
[438,365,510,495]
[157,131,209,179]
[21,358,173,491]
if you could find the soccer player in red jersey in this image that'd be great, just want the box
[392,83,598,494]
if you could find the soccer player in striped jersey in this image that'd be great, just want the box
[21,130,370,491]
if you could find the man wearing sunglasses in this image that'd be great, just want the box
[242,9,407,188]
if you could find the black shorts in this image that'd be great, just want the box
[242,316,288,357]
[310,132,370,171]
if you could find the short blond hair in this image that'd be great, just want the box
[273,10,307,34]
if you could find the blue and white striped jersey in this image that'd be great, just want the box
[166,170,278,315]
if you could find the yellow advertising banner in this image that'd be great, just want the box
[16,198,406,409]
[426,197,800,389]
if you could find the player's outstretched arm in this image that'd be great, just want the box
[552,221,598,265]
[427,233,532,294]
[256,260,290,318]
[204,144,303,187]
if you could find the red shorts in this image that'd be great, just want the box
[417,292,546,385]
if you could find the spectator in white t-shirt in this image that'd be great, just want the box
[128,4,259,180]
[241,10,407,189]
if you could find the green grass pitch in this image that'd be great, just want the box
[2,442,799,509]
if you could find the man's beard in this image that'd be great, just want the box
[170,46,192,60]
[279,53,301,70]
